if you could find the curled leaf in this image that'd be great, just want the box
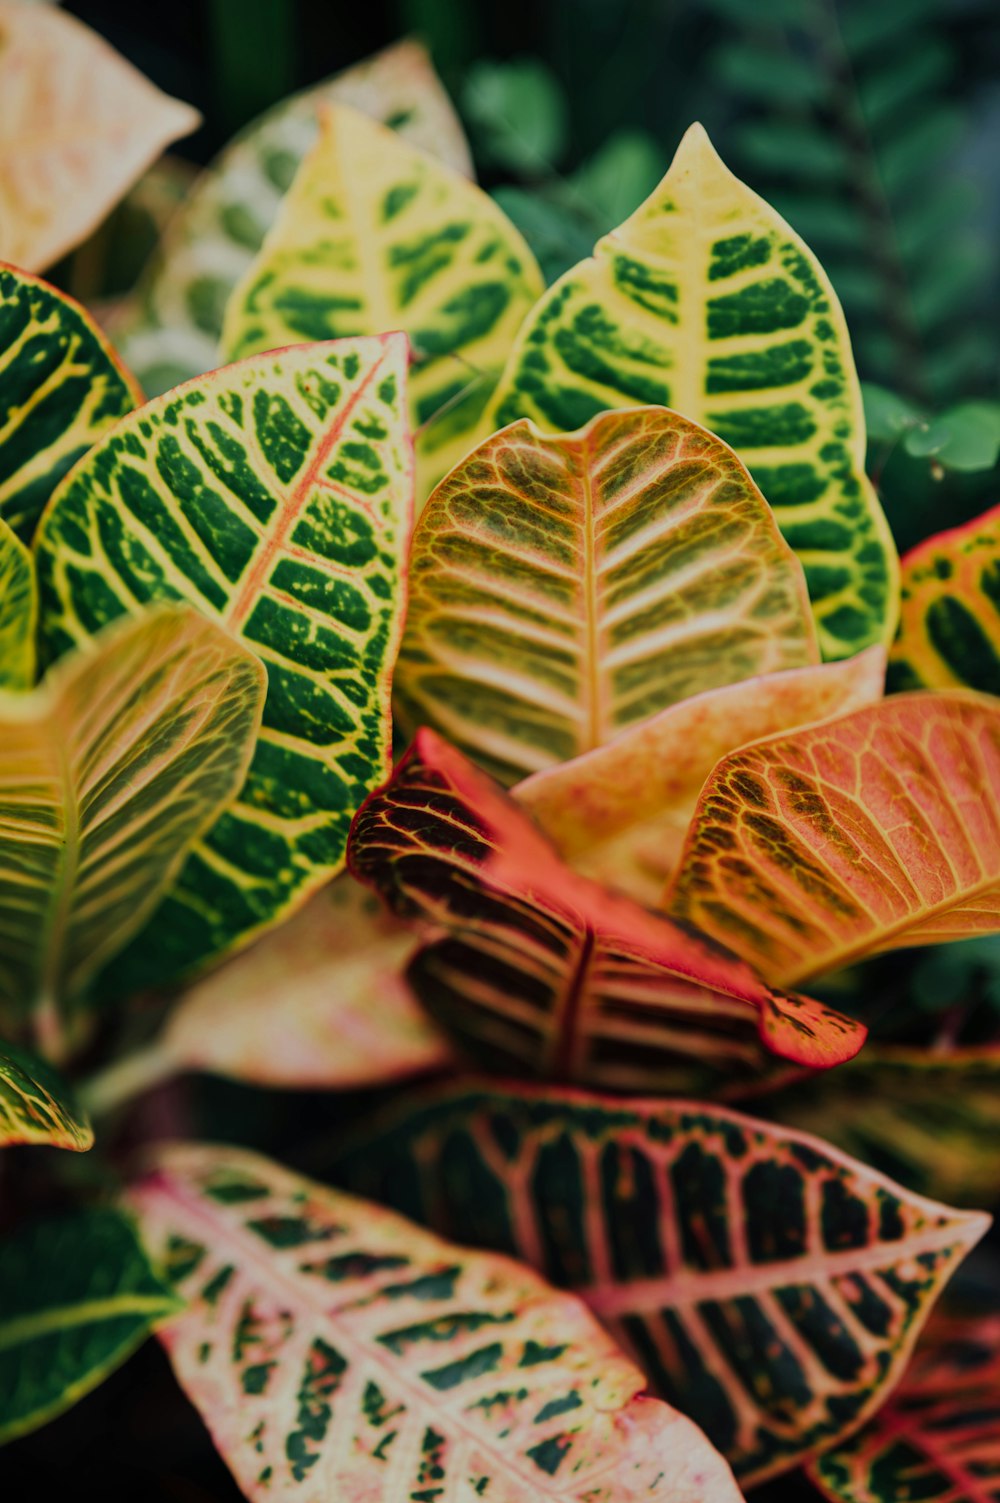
[0,1038,91,1150]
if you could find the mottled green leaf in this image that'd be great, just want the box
[0,1038,91,1150]
[35,335,412,999]
[488,123,899,661]
[0,514,35,688]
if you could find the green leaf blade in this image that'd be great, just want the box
[0,1039,91,1150]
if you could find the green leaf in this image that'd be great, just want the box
[491,184,596,285]
[220,102,543,499]
[903,401,1000,472]
[569,130,663,227]
[0,1206,179,1445]
[35,336,413,999]
[488,122,899,661]
[861,381,925,443]
[856,41,952,129]
[0,606,264,1057]
[711,42,829,107]
[0,515,36,688]
[461,56,568,175]
[734,120,850,181]
[113,39,473,397]
[840,0,943,55]
[877,107,965,196]
[0,262,139,540]
[0,1039,91,1150]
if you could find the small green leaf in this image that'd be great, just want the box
[712,42,829,106]
[462,57,568,175]
[0,1039,91,1150]
[735,119,850,180]
[570,130,663,227]
[861,381,925,443]
[903,401,1000,472]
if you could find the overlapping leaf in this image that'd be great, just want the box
[810,1316,1000,1503]
[890,501,1000,694]
[395,405,819,786]
[487,122,898,661]
[0,1207,179,1445]
[0,606,264,1059]
[114,39,472,397]
[668,693,1000,987]
[336,1083,989,1485]
[0,514,35,687]
[35,334,413,997]
[0,263,139,541]
[0,1039,91,1150]
[130,1141,743,1502]
[517,649,884,903]
[0,2,199,270]
[221,102,544,498]
[348,728,865,1092]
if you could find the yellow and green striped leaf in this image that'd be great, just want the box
[0,606,263,1059]
[395,405,819,786]
[889,501,1000,694]
[0,1039,91,1150]
[0,262,139,540]
[668,693,1000,987]
[114,39,473,397]
[336,1083,989,1485]
[0,514,36,688]
[130,1141,743,1501]
[221,102,544,499]
[487,122,899,662]
[35,335,413,997]
[0,1206,179,1445]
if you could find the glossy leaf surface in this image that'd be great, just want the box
[487,123,898,661]
[130,1142,743,1501]
[348,728,865,1091]
[222,102,543,497]
[115,40,472,396]
[0,2,199,270]
[0,1039,91,1150]
[35,335,413,995]
[0,262,139,541]
[669,693,1000,986]
[395,405,818,785]
[0,1207,178,1444]
[0,514,35,688]
[337,1083,989,1485]
[518,649,884,903]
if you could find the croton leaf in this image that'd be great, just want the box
[0,605,264,1059]
[0,262,139,541]
[0,513,35,688]
[129,1141,743,1502]
[517,648,885,904]
[668,693,1000,987]
[809,1315,1000,1503]
[114,39,472,397]
[221,102,544,498]
[487,122,898,662]
[0,2,200,271]
[335,1083,990,1485]
[394,404,819,786]
[889,501,1000,695]
[34,334,413,997]
[348,727,865,1092]
[0,1038,91,1150]
[0,1206,179,1445]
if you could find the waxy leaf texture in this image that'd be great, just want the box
[0,514,35,688]
[0,1039,91,1150]
[130,1142,743,1501]
[668,693,1000,986]
[337,1083,991,1484]
[35,335,413,995]
[348,728,865,1091]
[395,405,818,786]
[0,262,138,540]
[222,102,543,497]
[487,123,898,661]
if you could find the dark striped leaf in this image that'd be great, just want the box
[335,1082,989,1485]
[347,727,866,1092]
[129,1141,744,1501]
[0,1038,91,1150]
[0,514,36,687]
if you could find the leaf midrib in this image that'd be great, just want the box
[0,1292,177,1351]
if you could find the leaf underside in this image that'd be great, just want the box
[0,1039,92,1150]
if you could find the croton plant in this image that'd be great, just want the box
[1,7,999,1502]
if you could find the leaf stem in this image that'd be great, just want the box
[81,1041,177,1118]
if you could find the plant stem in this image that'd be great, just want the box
[81,1041,177,1118]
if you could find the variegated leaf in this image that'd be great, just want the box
[114,39,472,397]
[0,2,200,270]
[487,122,898,662]
[810,1316,1000,1503]
[221,102,544,498]
[668,693,1000,987]
[890,501,1000,694]
[34,334,413,997]
[130,1141,743,1502]
[0,1206,179,1444]
[517,649,885,904]
[395,405,818,786]
[336,1083,990,1486]
[0,605,264,1060]
[347,727,865,1092]
[0,262,139,540]
[0,512,35,687]
[0,1038,91,1149]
